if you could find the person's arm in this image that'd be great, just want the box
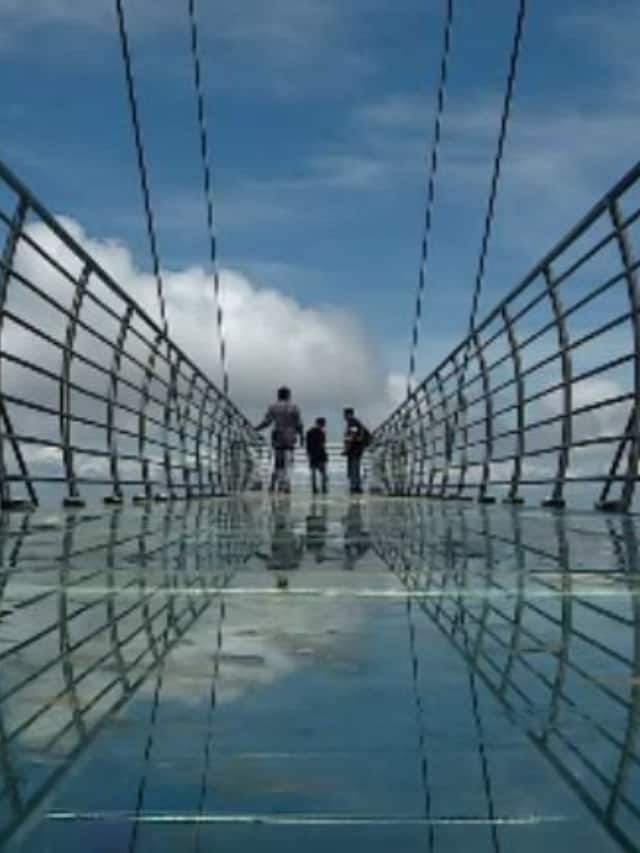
[254,406,273,431]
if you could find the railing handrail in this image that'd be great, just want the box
[376,158,640,436]
[0,157,254,434]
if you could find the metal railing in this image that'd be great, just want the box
[372,161,640,511]
[0,159,260,510]
[0,498,258,845]
[371,499,640,852]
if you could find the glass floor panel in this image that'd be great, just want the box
[0,496,638,851]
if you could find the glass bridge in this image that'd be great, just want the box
[1,72,640,852]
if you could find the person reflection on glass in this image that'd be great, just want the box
[255,497,304,589]
[306,500,329,564]
[342,501,370,570]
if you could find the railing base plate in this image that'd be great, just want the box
[1,498,35,512]
[595,499,627,513]
[104,495,124,506]
[478,496,496,504]
[63,497,86,509]
[542,498,566,509]
[503,496,525,505]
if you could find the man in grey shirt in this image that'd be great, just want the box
[255,386,304,493]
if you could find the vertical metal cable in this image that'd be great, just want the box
[464,0,527,347]
[453,0,527,501]
[186,0,230,396]
[408,0,455,397]
[114,0,169,338]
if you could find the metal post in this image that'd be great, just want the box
[180,367,200,499]
[502,304,525,504]
[415,386,429,495]
[134,332,164,503]
[161,349,179,500]
[422,381,437,496]
[105,304,133,505]
[435,368,451,498]
[60,263,91,508]
[194,384,213,497]
[0,198,30,510]
[597,201,640,512]
[473,329,495,503]
[454,362,470,499]
[542,263,572,509]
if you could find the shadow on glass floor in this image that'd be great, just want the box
[370,500,640,852]
[0,499,258,849]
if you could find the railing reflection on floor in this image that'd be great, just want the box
[371,501,640,852]
[0,499,258,847]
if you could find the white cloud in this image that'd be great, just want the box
[355,92,430,132]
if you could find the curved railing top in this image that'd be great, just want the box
[372,159,640,511]
[379,160,640,430]
[0,159,254,434]
[0,158,260,509]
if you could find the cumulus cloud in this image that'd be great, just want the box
[166,265,391,424]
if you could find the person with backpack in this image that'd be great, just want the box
[255,386,304,494]
[305,417,329,495]
[343,407,371,495]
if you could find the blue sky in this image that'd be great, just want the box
[1,0,639,419]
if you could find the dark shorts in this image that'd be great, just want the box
[309,456,327,469]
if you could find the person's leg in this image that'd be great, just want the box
[347,455,357,493]
[274,448,286,491]
[269,448,278,493]
[353,454,363,493]
[281,448,292,492]
[311,464,318,494]
[320,461,328,494]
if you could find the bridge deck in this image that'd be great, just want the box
[0,496,638,852]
